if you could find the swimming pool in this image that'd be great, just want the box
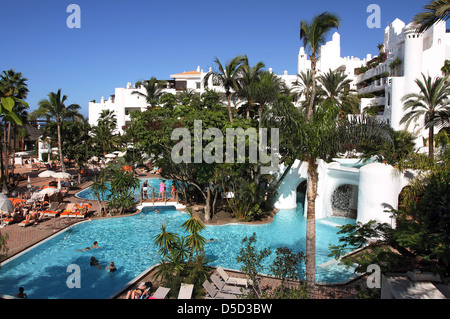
[0,205,358,299]
[75,178,174,201]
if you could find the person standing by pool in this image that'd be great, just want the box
[158,180,166,200]
[171,183,176,199]
[142,180,149,199]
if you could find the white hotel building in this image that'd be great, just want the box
[89,18,450,143]
[88,66,297,134]
[298,18,450,145]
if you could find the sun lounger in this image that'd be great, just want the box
[60,203,77,218]
[177,283,194,299]
[211,274,248,295]
[216,266,253,287]
[202,280,237,299]
[149,287,170,299]
[19,219,35,227]
[43,203,61,218]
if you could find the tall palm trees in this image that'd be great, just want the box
[31,89,82,172]
[204,56,247,122]
[413,0,450,33]
[401,74,450,161]
[300,12,340,120]
[299,11,340,293]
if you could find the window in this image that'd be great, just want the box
[196,82,201,89]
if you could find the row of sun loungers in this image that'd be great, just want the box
[203,266,251,299]
[124,267,250,300]
[3,201,92,227]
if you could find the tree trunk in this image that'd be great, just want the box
[305,158,318,297]
[57,120,66,172]
[204,185,211,222]
[307,54,317,121]
[227,93,233,123]
[428,126,434,161]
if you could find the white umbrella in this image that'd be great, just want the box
[39,187,60,196]
[39,170,56,178]
[2,182,8,195]
[90,156,99,161]
[105,153,116,158]
[52,172,71,179]
[0,194,14,214]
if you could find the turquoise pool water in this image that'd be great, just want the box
[0,205,357,299]
[75,178,174,201]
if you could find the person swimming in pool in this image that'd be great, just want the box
[76,241,103,252]
[106,261,117,273]
[90,256,104,269]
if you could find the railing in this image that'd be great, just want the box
[139,186,179,205]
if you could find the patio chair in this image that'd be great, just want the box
[149,287,170,299]
[216,266,253,287]
[210,274,248,295]
[43,202,61,218]
[177,283,194,299]
[202,280,237,299]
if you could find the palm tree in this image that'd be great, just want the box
[0,70,29,183]
[153,224,178,260]
[413,0,450,33]
[250,71,287,129]
[90,175,109,216]
[300,12,340,120]
[400,74,450,161]
[266,99,393,296]
[31,89,82,172]
[236,56,266,119]
[132,77,164,108]
[91,109,120,156]
[318,69,360,114]
[299,12,340,294]
[294,70,324,114]
[203,55,247,122]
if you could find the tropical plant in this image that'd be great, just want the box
[318,69,360,114]
[236,233,271,298]
[299,11,340,120]
[236,56,266,119]
[400,74,450,161]
[132,77,165,108]
[180,208,206,261]
[266,97,393,294]
[294,70,324,113]
[203,55,247,122]
[413,0,450,33]
[0,70,29,183]
[90,175,109,216]
[91,109,120,156]
[250,71,287,129]
[441,59,450,76]
[30,89,82,172]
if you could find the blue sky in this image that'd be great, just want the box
[0,0,430,117]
